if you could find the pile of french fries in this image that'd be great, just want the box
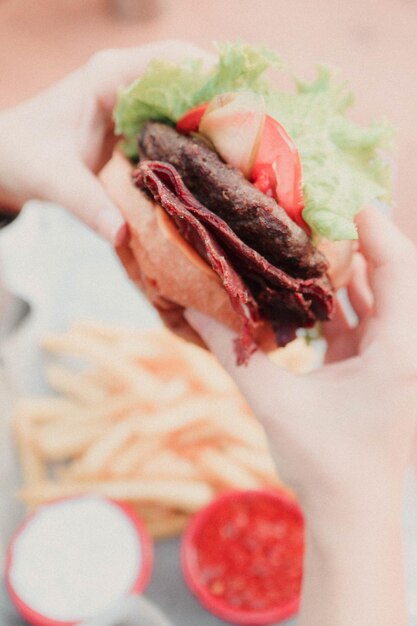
[13,321,318,539]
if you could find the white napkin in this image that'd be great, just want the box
[0,201,161,395]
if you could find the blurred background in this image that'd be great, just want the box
[2,4,417,624]
[1,0,416,243]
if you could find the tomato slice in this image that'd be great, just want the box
[176,103,208,134]
[251,115,307,232]
[177,104,308,233]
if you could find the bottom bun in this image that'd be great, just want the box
[100,152,353,350]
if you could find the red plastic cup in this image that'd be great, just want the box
[5,495,153,626]
[181,489,304,625]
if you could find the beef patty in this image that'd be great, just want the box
[138,122,328,280]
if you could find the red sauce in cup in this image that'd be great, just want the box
[182,489,304,625]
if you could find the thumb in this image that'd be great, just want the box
[356,205,417,332]
[47,162,124,243]
[184,309,302,419]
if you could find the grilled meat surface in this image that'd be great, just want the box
[138,122,328,280]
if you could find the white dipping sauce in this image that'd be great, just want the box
[9,495,141,621]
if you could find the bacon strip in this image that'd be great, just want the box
[139,122,328,278]
[134,161,333,358]
[134,164,261,365]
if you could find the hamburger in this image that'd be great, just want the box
[101,43,391,364]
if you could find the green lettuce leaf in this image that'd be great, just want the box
[114,43,280,156]
[265,66,392,241]
[114,44,392,241]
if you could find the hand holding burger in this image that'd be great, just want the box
[102,43,391,362]
[186,205,417,626]
[101,46,417,625]
[0,40,415,626]
[0,40,214,241]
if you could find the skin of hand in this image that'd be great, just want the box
[0,41,214,243]
[185,206,417,626]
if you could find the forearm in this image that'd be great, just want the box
[299,494,407,626]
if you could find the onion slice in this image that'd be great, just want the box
[199,92,265,178]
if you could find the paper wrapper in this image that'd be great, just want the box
[1,202,417,626]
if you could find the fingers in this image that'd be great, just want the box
[184,309,302,418]
[72,41,214,238]
[356,206,417,330]
[324,297,351,336]
[87,41,216,113]
[47,163,124,242]
[322,253,375,363]
[322,298,358,363]
[347,252,374,321]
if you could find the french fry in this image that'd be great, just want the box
[139,450,202,480]
[13,321,292,540]
[114,333,174,362]
[136,396,245,437]
[35,395,147,427]
[13,421,46,486]
[71,320,130,341]
[45,363,106,405]
[148,377,189,405]
[107,438,162,477]
[13,397,79,423]
[41,332,170,401]
[178,343,236,394]
[173,414,267,451]
[20,478,214,511]
[67,416,147,478]
[197,448,262,491]
[35,420,106,460]
[72,321,168,354]
[227,444,280,484]
[172,420,220,448]
[211,411,268,448]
